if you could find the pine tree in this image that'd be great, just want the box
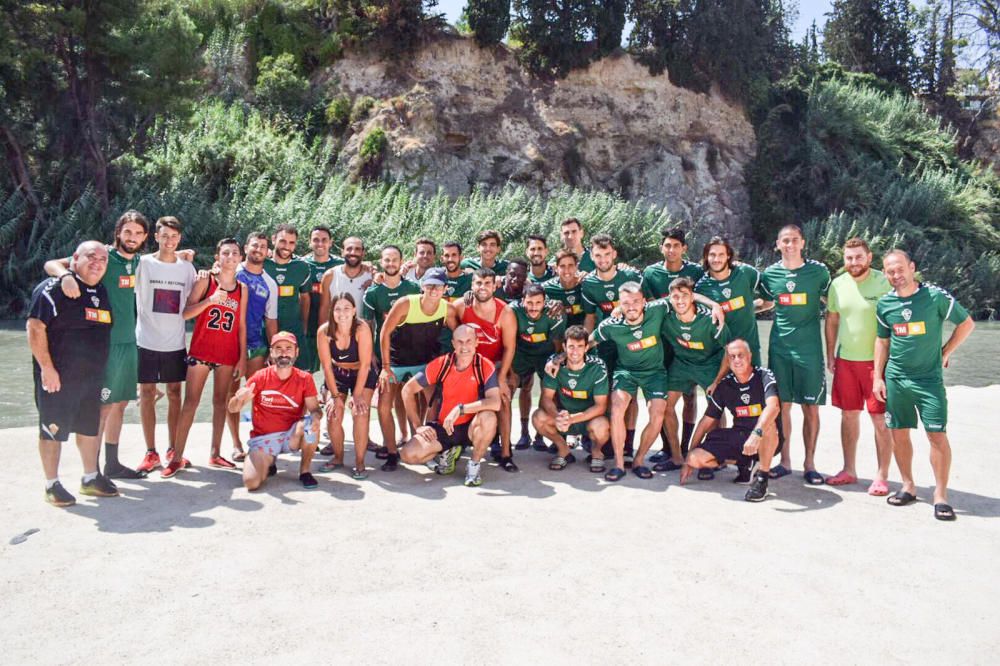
[822,0,916,91]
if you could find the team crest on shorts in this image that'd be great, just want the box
[101,387,111,401]
[785,280,796,293]
[884,413,892,426]
[568,379,577,389]
[902,308,912,321]
[722,288,732,298]
[741,393,750,404]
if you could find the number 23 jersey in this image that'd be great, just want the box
[188,277,243,366]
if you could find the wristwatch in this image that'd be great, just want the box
[458,404,465,415]
[752,427,763,437]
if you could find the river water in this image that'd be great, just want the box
[2,320,998,429]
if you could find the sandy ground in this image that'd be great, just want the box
[3,385,1000,665]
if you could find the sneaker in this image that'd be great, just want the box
[136,450,161,473]
[464,461,483,487]
[436,446,462,475]
[300,472,318,489]
[161,461,184,479]
[745,472,769,502]
[45,481,76,507]
[209,455,236,469]
[268,463,278,477]
[165,448,191,468]
[375,445,390,460]
[425,455,441,473]
[381,453,399,472]
[104,462,147,479]
[80,473,119,497]
[514,432,531,450]
[531,434,548,452]
[733,465,753,484]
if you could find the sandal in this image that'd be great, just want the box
[697,468,715,481]
[232,448,246,462]
[351,467,369,480]
[604,467,626,482]
[933,503,956,521]
[589,458,606,473]
[824,471,857,486]
[500,456,519,473]
[803,470,825,485]
[375,445,389,460]
[867,479,890,496]
[653,460,683,472]
[887,490,917,506]
[380,453,399,472]
[768,464,791,479]
[321,460,343,473]
[549,456,568,471]
[632,465,653,479]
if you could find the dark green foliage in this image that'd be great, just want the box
[467,0,511,46]
[325,96,353,130]
[255,52,311,117]
[822,0,916,91]
[511,0,595,76]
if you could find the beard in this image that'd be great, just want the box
[274,355,294,368]
[383,266,399,277]
[846,264,869,277]
[345,255,361,267]
[474,291,493,303]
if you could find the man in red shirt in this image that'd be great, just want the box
[228,332,323,490]
[399,325,502,487]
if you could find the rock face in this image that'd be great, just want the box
[324,36,756,238]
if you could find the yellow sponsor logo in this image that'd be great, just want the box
[892,321,926,336]
[561,387,589,399]
[278,285,295,297]
[722,296,745,312]
[778,293,808,306]
[677,338,705,350]
[626,336,658,352]
[570,304,582,314]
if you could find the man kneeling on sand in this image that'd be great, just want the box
[680,339,783,502]
[228,332,323,490]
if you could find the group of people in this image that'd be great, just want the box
[27,213,975,521]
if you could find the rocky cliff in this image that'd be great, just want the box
[321,36,756,238]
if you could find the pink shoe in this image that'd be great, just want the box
[867,479,890,496]
[825,471,858,486]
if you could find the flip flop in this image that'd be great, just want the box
[803,470,825,485]
[768,465,791,479]
[653,460,682,472]
[867,479,890,496]
[825,471,857,486]
[589,458,606,473]
[887,490,918,506]
[604,467,626,482]
[933,503,956,521]
[321,460,343,473]
[232,449,247,462]
[632,465,653,479]
[697,468,715,481]
[351,468,369,480]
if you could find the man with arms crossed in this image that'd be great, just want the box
[824,238,893,494]
[229,332,322,490]
[874,250,974,521]
[28,241,118,506]
[681,339,783,502]
[399,325,501,487]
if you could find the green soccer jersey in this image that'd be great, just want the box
[593,300,670,372]
[580,268,643,325]
[641,260,705,300]
[659,304,732,365]
[694,263,760,351]
[876,283,970,382]
[104,247,140,345]
[263,257,312,336]
[444,272,473,301]
[511,300,565,359]
[460,256,509,275]
[550,247,596,273]
[758,259,831,355]
[363,279,421,344]
[542,277,586,327]
[528,265,556,284]
[304,255,343,334]
[542,355,609,414]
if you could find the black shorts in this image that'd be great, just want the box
[35,375,101,442]
[138,347,187,384]
[699,427,785,468]
[330,367,378,395]
[430,421,472,451]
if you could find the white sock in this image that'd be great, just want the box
[45,478,59,490]
[82,472,98,483]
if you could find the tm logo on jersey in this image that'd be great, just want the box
[118,275,135,289]
[778,293,808,306]
[561,387,589,399]
[626,336,658,351]
[721,296,745,312]
[675,337,705,350]
[85,308,112,324]
[734,404,762,418]
[893,322,926,336]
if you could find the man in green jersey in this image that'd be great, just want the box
[264,224,312,369]
[592,282,671,482]
[824,238,893,494]
[509,284,566,450]
[526,234,555,284]
[874,250,974,521]
[581,234,643,460]
[43,210,150,479]
[694,237,764,364]
[758,224,831,484]
[460,229,508,274]
[557,217,596,273]
[656,277,732,472]
[543,249,586,327]
[534,325,610,470]
[302,226,344,373]
[442,240,473,302]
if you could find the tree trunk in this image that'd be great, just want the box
[0,125,43,223]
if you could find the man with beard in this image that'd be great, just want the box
[557,218,595,273]
[29,241,118,506]
[543,249,586,327]
[693,237,764,365]
[823,238,893,494]
[402,237,438,282]
[874,250,974,521]
[526,234,555,283]
[378,268,459,470]
[43,210,150,479]
[226,232,279,461]
[263,224,312,370]
[363,245,420,468]
[441,240,473,302]
[229,332,322,490]
[452,268,518,471]
[757,224,831,484]
[460,229,508,274]
[320,236,374,323]
[302,226,344,373]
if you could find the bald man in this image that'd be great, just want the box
[27,241,119,506]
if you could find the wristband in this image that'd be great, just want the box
[753,427,763,437]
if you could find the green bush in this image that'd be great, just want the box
[350,96,376,123]
[325,96,352,131]
[254,52,311,118]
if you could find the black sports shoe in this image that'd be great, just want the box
[375,445,390,460]
[80,473,119,498]
[531,434,548,452]
[381,453,399,472]
[733,465,752,484]
[104,462,148,480]
[514,432,531,450]
[745,472,769,502]
[500,456,519,473]
[268,463,278,477]
[300,472,318,488]
[45,481,76,507]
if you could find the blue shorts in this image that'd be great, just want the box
[390,364,427,383]
[247,415,314,458]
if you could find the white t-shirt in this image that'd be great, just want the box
[135,254,197,352]
[328,265,373,309]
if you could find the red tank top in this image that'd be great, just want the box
[461,297,505,362]
[189,277,242,366]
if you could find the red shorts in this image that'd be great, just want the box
[831,357,885,414]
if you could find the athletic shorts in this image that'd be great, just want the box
[430,421,472,451]
[666,357,722,394]
[248,344,269,360]
[330,367,378,395]
[768,349,826,405]
[296,334,318,372]
[101,342,138,404]
[562,420,591,437]
[389,363,427,384]
[35,374,101,442]
[512,354,547,383]
[247,415,314,458]
[884,377,948,432]
[186,355,221,370]
[832,357,885,414]
[612,368,668,401]
[699,426,785,468]
[596,340,617,377]
[138,347,187,384]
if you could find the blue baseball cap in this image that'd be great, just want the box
[421,267,447,287]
